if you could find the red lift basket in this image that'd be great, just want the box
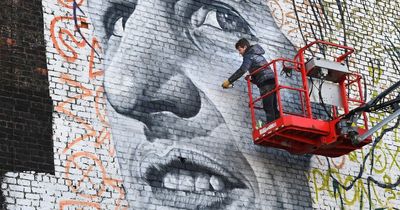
[246,40,372,157]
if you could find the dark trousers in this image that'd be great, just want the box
[259,82,279,123]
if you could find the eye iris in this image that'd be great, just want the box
[216,9,246,33]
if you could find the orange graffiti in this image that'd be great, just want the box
[331,156,346,169]
[94,87,114,155]
[50,2,126,209]
[50,15,104,78]
[315,155,346,169]
[58,74,124,206]
[65,152,127,209]
[95,87,109,127]
[50,16,88,63]
[285,11,303,35]
[57,0,84,9]
[59,200,100,210]
[268,0,285,28]
[94,128,110,147]
[108,181,129,210]
[89,38,104,79]
[65,152,107,199]
[55,74,96,153]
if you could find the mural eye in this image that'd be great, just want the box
[112,17,125,37]
[103,2,135,40]
[193,3,251,34]
[214,6,250,34]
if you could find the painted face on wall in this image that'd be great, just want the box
[87,0,295,209]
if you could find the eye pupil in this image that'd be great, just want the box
[216,10,247,33]
[190,4,252,37]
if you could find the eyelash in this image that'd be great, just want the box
[193,2,253,35]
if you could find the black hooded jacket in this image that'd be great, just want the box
[228,44,274,87]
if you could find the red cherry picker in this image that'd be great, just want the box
[246,40,400,157]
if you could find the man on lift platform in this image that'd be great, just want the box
[222,38,279,123]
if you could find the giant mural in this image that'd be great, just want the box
[1,0,399,209]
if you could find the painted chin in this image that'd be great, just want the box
[139,148,255,209]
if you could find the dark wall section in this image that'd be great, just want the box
[0,0,54,189]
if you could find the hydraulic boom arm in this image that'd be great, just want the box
[344,80,400,144]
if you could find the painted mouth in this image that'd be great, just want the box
[141,149,254,209]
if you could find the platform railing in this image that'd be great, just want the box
[246,40,369,134]
[246,58,304,131]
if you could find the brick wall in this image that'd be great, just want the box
[0,0,53,209]
[1,0,399,209]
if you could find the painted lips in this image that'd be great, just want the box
[141,149,254,209]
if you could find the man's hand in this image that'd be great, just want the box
[222,80,231,89]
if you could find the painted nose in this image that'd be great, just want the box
[103,0,202,120]
[104,60,202,121]
[139,73,201,118]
